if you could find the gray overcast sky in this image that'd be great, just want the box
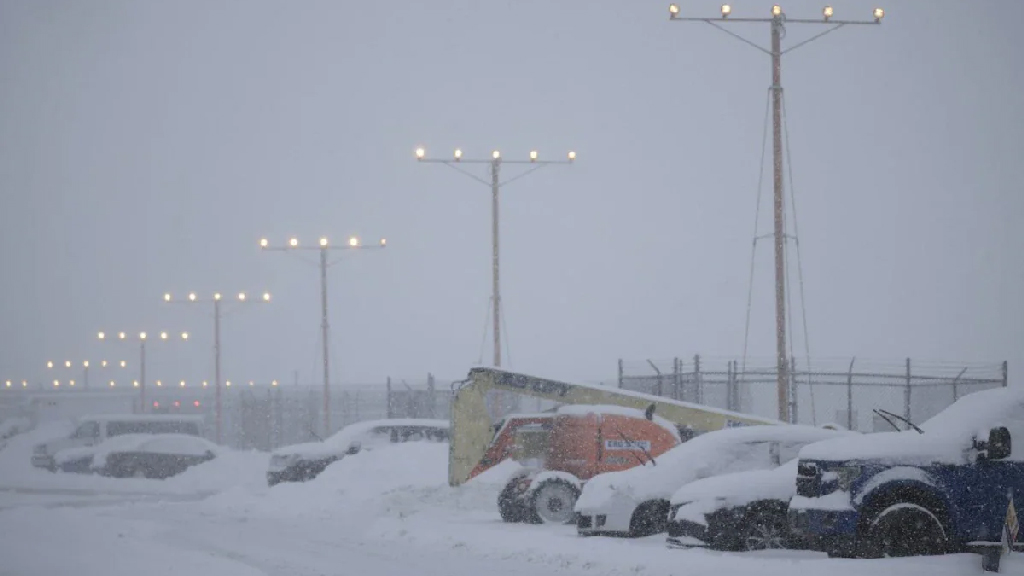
[1,0,1021,388]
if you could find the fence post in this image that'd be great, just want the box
[385,377,392,419]
[904,358,912,427]
[273,385,281,449]
[726,360,734,412]
[951,367,967,402]
[789,356,798,424]
[693,355,702,405]
[846,357,856,431]
[427,373,436,419]
[646,359,663,397]
[617,359,624,389]
[673,357,681,400]
[1003,361,1009,388]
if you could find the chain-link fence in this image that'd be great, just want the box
[1,375,454,452]
[214,375,454,450]
[618,356,1008,432]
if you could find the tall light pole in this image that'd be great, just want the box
[260,235,386,437]
[46,359,128,389]
[667,3,883,423]
[97,330,188,412]
[415,147,575,368]
[162,291,271,443]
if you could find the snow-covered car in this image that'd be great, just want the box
[86,433,219,479]
[575,424,854,537]
[0,417,32,441]
[267,419,449,486]
[53,445,100,474]
[665,459,804,551]
[0,416,32,452]
[32,414,204,471]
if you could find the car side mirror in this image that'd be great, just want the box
[988,427,1012,460]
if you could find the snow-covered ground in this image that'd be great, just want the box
[1,425,1022,575]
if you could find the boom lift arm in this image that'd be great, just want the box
[448,367,780,486]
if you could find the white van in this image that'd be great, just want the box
[31,414,205,471]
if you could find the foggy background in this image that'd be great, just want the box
[1,0,1020,388]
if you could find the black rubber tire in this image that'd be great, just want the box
[741,510,790,551]
[530,480,580,525]
[866,503,947,558]
[629,500,670,537]
[498,481,528,523]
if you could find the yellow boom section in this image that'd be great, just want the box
[448,367,781,486]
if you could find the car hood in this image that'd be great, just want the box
[37,437,78,456]
[671,460,797,507]
[272,441,347,460]
[575,459,707,511]
[797,431,970,466]
[53,445,97,464]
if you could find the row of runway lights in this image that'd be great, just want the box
[3,379,281,388]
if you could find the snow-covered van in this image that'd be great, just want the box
[789,386,1024,562]
[31,414,204,471]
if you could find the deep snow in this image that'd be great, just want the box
[2,431,1023,575]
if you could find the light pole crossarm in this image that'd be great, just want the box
[680,19,772,54]
[439,162,492,187]
[672,17,879,57]
[673,16,879,25]
[262,246,384,252]
[499,163,549,187]
[780,22,878,55]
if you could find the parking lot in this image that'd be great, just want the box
[2,425,1020,576]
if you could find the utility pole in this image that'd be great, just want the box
[162,291,271,443]
[260,235,386,437]
[668,3,884,422]
[415,147,575,368]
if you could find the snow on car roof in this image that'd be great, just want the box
[90,433,218,467]
[799,386,1024,464]
[556,404,682,442]
[325,418,450,444]
[919,385,1024,435]
[273,418,449,458]
[575,424,850,510]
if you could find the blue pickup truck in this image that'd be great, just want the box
[789,386,1022,561]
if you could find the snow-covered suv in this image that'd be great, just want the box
[789,386,1024,562]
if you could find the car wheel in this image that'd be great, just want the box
[498,482,528,523]
[531,480,580,525]
[867,503,947,557]
[742,512,789,551]
[629,500,670,537]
